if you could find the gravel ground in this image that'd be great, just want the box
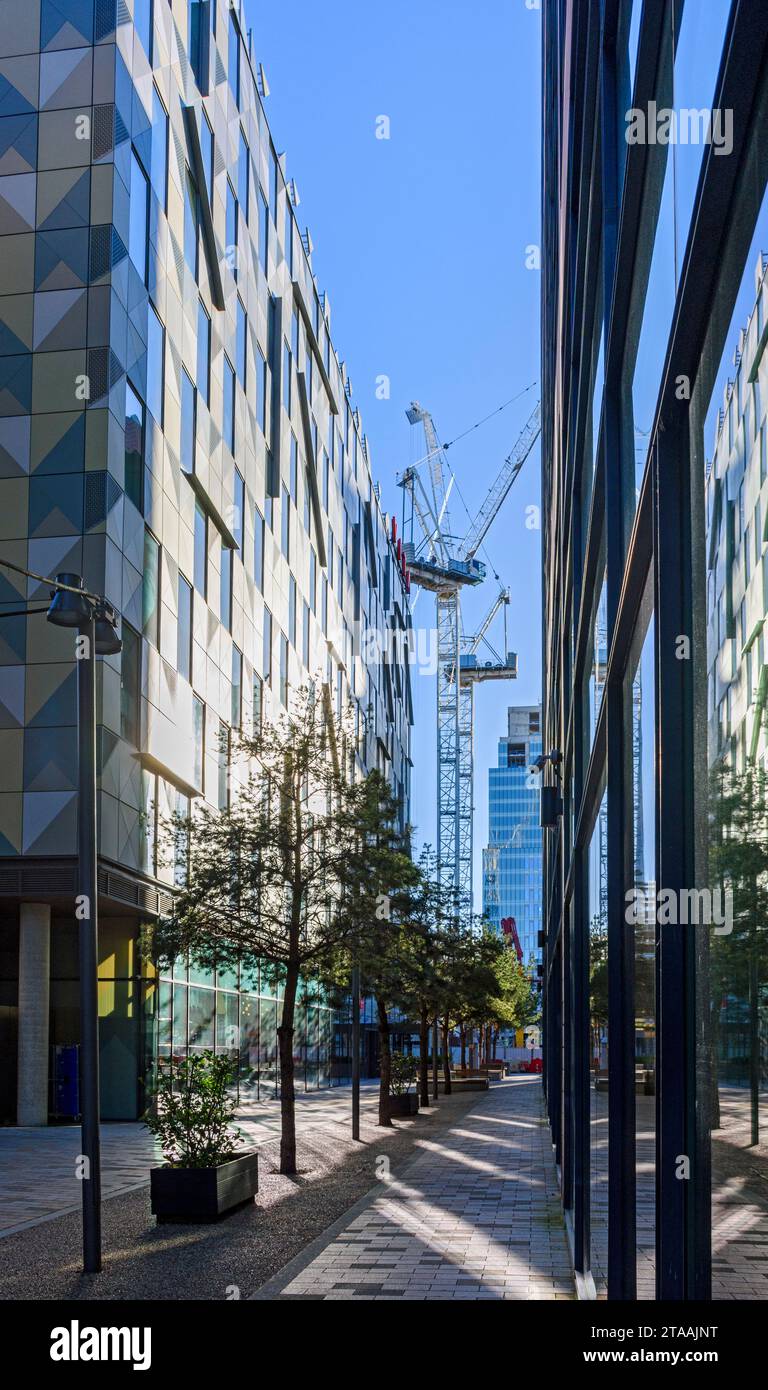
[0,1088,485,1301]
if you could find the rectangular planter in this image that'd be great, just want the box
[388,1092,419,1117]
[437,1077,489,1092]
[150,1151,259,1223]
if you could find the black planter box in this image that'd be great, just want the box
[150,1151,259,1223]
[388,1093,419,1117]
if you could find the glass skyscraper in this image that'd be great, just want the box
[482,705,543,967]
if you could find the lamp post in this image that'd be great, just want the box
[47,574,121,1275]
[351,964,361,1141]
[2,564,120,1273]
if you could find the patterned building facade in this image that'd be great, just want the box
[0,0,413,1121]
[481,705,542,966]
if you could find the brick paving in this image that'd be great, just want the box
[0,1083,384,1237]
[253,1076,576,1300]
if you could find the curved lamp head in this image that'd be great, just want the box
[46,573,91,629]
[94,601,122,656]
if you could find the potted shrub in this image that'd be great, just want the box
[144,1051,258,1222]
[388,1052,420,1117]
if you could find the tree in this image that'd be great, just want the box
[484,944,540,1053]
[335,773,418,1126]
[709,762,768,1141]
[395,847,449,1107]
[148,684,400,1175]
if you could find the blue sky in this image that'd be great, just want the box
[248,0,543,904]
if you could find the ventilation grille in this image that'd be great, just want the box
[95,0,118,41]
[84,470,123,529]
[89,226,128,283]
[86,347,123,405]
[92,104,115,161]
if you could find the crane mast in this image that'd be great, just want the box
[401,400,540,910]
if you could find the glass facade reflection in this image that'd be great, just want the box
[482,706,543,967]
[542,0,768,1300]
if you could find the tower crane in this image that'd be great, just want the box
[400,399,541,909]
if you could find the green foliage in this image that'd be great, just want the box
[143,1051,244,1169]
[389,1052,419,1096]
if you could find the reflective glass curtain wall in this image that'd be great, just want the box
[541,0,768,1300]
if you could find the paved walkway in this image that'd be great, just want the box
[0,1083,384,1237]
[253,1076,575,1300]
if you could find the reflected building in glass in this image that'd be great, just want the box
[482,705,543,969]
[0,0,412,1123]
[542,0,768,1302]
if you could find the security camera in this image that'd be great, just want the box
[531,754,548,773]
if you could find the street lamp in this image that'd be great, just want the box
[47,573,121,1275]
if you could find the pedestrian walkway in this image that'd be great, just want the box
[253,1076,575,1300]
[0,1082,383,1237]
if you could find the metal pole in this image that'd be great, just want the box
[77,615,102,1272]
[432,1016,439,1100]
[351,964,361,1140]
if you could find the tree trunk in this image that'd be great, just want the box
[277,961,300,1175]
[442,1018,452,1094]
[377,995,393,1126]
[491,1028,498,1061]
[460,1024,467,1073]
[419,1006,430,1108]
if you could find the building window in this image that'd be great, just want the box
[183,167,199,278]
[233,469,244,550]
[146,304,164,425]
[279,632,289,707]
[284,199,293,273]
[290,434,298,503]
[188,0,209,93]
[281,485,290,560]
[321,574,328,636]
[238,129,249,223]
[309,548,317,612]
[142,529,160,647]
[125,380,145,513]
[304,467,311,534]
[258,186,268,276]
[283,340,291,414]
[192,694,204,789]
[151,85,168,209]
[194,500,207,596]
[217,720,230,809]
[220,538,232,632]
[129,150,149,282]
[225,179,238,280]
[181,369,196,475]
[253,673,263,731]
[231,645,242,728]
[120,623,141,745]
[269,147,278,223]
[302,600,310,668]
[263,606,273,685]
[254,506,264,590]
[177,574,193,682]
[322,450,329,511]
[135,0,152,59]
[200,110,213,198]
[197,299,210,404]
[236,298,247,388]
[223,355,235,454]
[289,575,297,648]
[228,9,240,106]
[257,348,268,435]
